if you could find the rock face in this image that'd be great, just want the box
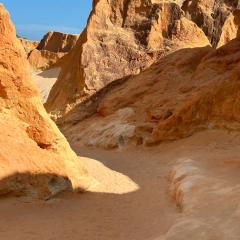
[27,31,79,70]
[61,38,240,148]
[182,0,240,46]
[0,4,92,198]
[37,31,79,53]
[46,0,210,116]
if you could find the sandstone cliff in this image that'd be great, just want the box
[46,0,210,117]
[60,38,240,148]
[0,4,92,198]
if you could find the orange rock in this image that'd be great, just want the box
[60,38,240,148]
[37,31,79,53]
[0,4,92,198]
[26,32,79,70]
[45,0,210,117]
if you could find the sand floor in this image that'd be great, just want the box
[1,129,240,239]
[32,68,60,103]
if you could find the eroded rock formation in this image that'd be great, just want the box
[0,4,92,198]
[46,0,210,117]
[26,31,79,70]
[60,38,240,148]
[18,37,39,55]
[217,9,240,47]
[182,0,240,46]
[46,0,240,118]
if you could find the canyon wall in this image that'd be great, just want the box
[0,4,92,198]
[61,38,240,148]
[46,0,210,117]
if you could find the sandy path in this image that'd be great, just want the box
[0,145,178,240]
[1,129,240,239]
[32,68,60,103]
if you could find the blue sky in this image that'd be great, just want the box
[1,1,92,40]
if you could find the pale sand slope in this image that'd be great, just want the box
[1,130,240,239]
[32,67,60,103]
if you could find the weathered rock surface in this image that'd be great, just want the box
[217,9,240,47]
[46,0,210,116]
[182,0,240,46]
[0,4,92,198]
[60,38,240,148]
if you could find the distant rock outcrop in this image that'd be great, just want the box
[0,4,92,198]
[26,31,79,70]
[46,0,210,117]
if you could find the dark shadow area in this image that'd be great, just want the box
[0,172,72,200]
